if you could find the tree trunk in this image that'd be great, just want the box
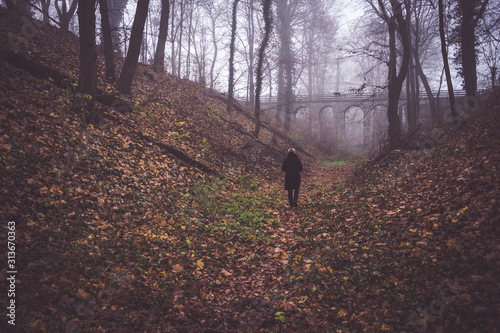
[170,0,176,75]
[385,0,411,149]
[247,0,255,109]
[117,0,150,95]
[492,66,497,90]
[254,0,273,137]
[107,0,128,56]
[99,0,116,82]
[413,47,439,124]
[307,26,314,98]
[406,59,415,132]
[227,0,240,114]
[186,2,193,79]
[460,6,478,97]
[41,0,51,25]
[459,0,478,97]
[77,0,98,123]
[406,18,417,133]
[177,0,184,77]
[410,1,438,125]
[438,0,457,117]
[153,0,170,73]
[276,61,284,125]
[277,0,293,132]
[387,19,401,147]
[209,8,218,90]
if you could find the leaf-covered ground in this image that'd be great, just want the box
[1,8,499,333]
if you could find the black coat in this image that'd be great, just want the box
[282,152,303,190]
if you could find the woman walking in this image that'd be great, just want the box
[282,148,303,207]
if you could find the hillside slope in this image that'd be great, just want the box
[0,8,322,332]
[0,6,323,230]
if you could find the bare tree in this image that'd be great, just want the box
[169,0,196,78]
[254,0,273,137]
[186,0,194,79]
[366,0,411,148]
[177,0,184,77]
[190,21,208,85]
[117,0,150,95]
[55,0,78,31]
[477,0,500,89]
[203,1,225,89]
[170,0,177,75]
[438,0,456,117]
[99,0,116,82]
[455,0,490,97]
[276,0,294,132]
[107,0,128,55]
[227,0,239,114]
[244,0,256,109]
[293,0,338,97]
[40,0,51,24]
[409,0,440,124]
[153,0,170,73]
[76,0,98,123]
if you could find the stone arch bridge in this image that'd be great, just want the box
[260,91,464,152]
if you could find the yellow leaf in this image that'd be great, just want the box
[196,259,204,270]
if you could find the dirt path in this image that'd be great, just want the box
[151,162,359,332]
[211,162,358,330]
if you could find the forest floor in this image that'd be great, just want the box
[1,7,499,333]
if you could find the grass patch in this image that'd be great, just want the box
[320,151,367,167]
[321,160,349,167]
[190,175,282,242]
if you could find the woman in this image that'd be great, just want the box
[282,148,303,207]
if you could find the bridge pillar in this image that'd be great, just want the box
[337,110,345,151]
[363,108,371,153]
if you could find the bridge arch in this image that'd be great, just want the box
[369,103,389,149]
[294,105,313,136]
[344,105,364,151]
[318,105,339,150]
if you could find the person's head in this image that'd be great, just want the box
[288,148,296,155]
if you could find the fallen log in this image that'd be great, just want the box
[138,132,220,177]
[2,48,133,113]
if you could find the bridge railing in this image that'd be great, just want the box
[257,90,468,104]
